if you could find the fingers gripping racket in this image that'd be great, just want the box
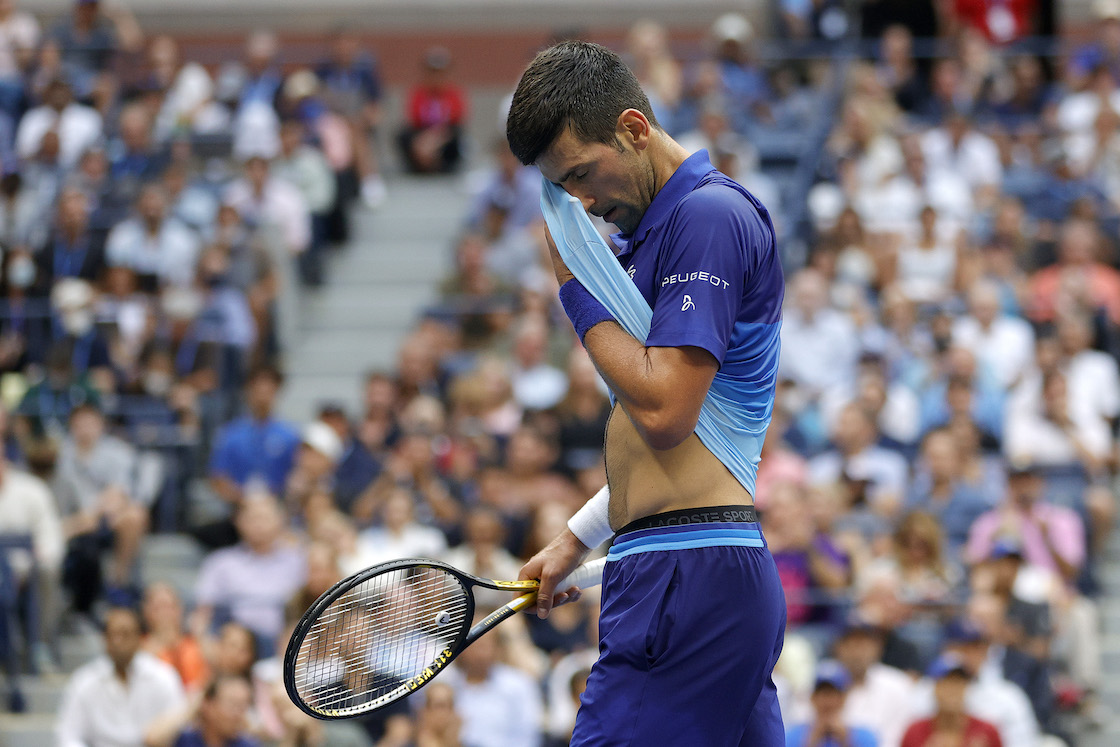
[284,557,606,719]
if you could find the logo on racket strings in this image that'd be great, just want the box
[405,648,455,691]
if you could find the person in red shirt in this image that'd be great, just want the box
[901,654,1003,747]
[949,0,1038,44]
[398,46,467,174]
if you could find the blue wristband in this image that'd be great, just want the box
[558,279,614,343]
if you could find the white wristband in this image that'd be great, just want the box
[567,484,613,549]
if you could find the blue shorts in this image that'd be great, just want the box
[571,519,787,747]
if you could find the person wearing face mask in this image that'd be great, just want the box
[49,277,113,383]
[0,246,51,372]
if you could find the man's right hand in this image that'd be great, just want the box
[518,527,591,619]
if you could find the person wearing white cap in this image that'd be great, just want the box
[283,419,343,511]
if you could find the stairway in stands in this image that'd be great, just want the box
[277,174,474,424]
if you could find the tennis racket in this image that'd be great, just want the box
[283,556,606,719]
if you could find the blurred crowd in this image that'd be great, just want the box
[0,0,1117,746]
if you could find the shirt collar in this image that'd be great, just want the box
[610,149,716,256]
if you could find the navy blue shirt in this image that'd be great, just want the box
[609,150,783,481]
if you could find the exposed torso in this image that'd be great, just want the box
[604,402,751,529]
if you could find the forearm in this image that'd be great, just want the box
[582,321,705,449]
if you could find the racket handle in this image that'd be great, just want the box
[559,557,607,590]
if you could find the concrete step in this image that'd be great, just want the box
[283,331,404,377]
[12,676,68,714]
[0,713,54,747]
[297,285,439,330]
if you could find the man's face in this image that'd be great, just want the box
[104,610,142,670]
[536,119,654,235]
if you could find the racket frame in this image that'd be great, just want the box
[283,557,541,719]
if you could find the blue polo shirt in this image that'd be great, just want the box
[208,415,301,495]
[610,150,783,487]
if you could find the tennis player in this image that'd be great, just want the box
[507,41,786,745]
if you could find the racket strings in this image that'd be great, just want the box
[293,567,470,714]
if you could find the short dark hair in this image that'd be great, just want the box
[506,41,659,166]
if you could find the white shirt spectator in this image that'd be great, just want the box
[0,7,37,79]
[106,216,201,288]
[808,445,909,507]
[1003,405,1112,467]
[194,542,307,644]
[273,144,337,215]
[907,672,1039,747]
[512,363,568,411]
[780,307,860,396]
[15,101,101,168]
[1067,348,1120,423]
[56,651,185,747]
[224,176,311,256]
[345,523,448,575]
[444,663,544,747]
[0,465,64,577]
[843,662,917,747]
[952,314,1036,390]
[921,128,1001,193]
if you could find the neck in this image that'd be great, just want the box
[934,710,966,731]
[649,132,691,197]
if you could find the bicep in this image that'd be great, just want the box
[645,344,719,417]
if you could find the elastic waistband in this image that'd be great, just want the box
[607,521,765,562]
[614,505,759,536]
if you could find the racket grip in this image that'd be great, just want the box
[559,557,607,590]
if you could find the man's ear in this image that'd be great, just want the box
[617,109,652,150]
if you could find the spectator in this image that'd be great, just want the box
[15,77,101,168]
[273,117,335,284]
[56,605,186,747]
[142,581,210,692]
[145,673,261,747]
[442,505,522,610]
[913,620,1040,747]
[207,363,300,508]
[398,46,467,174]
[786,660,879,747]
[110,102,167,191]
[0,247,52,372]
[0,437,64,665]
[35,187,106,292]
[54,400,150,610]
[349,485,447,569]
[315,28,387,210]
[781,268,861,400]
[1068,0,1120,90]
[966,459,1086,586]
[508,314,566,412]
[208,621,258,680]
[443,618,543,747]
[900,653,1003,747]
[952,278,1036,390]
[224,153,312,259]
[808,402,910,518]
[282,418,343,512]
[0,0,38,118]
[105,182,201,290]
[190,492,306,654]
[415,682,465,747]
[15,338,99,438]
[831,623,917,747]
[906,428,994,551]
[1026,218,1120,326]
